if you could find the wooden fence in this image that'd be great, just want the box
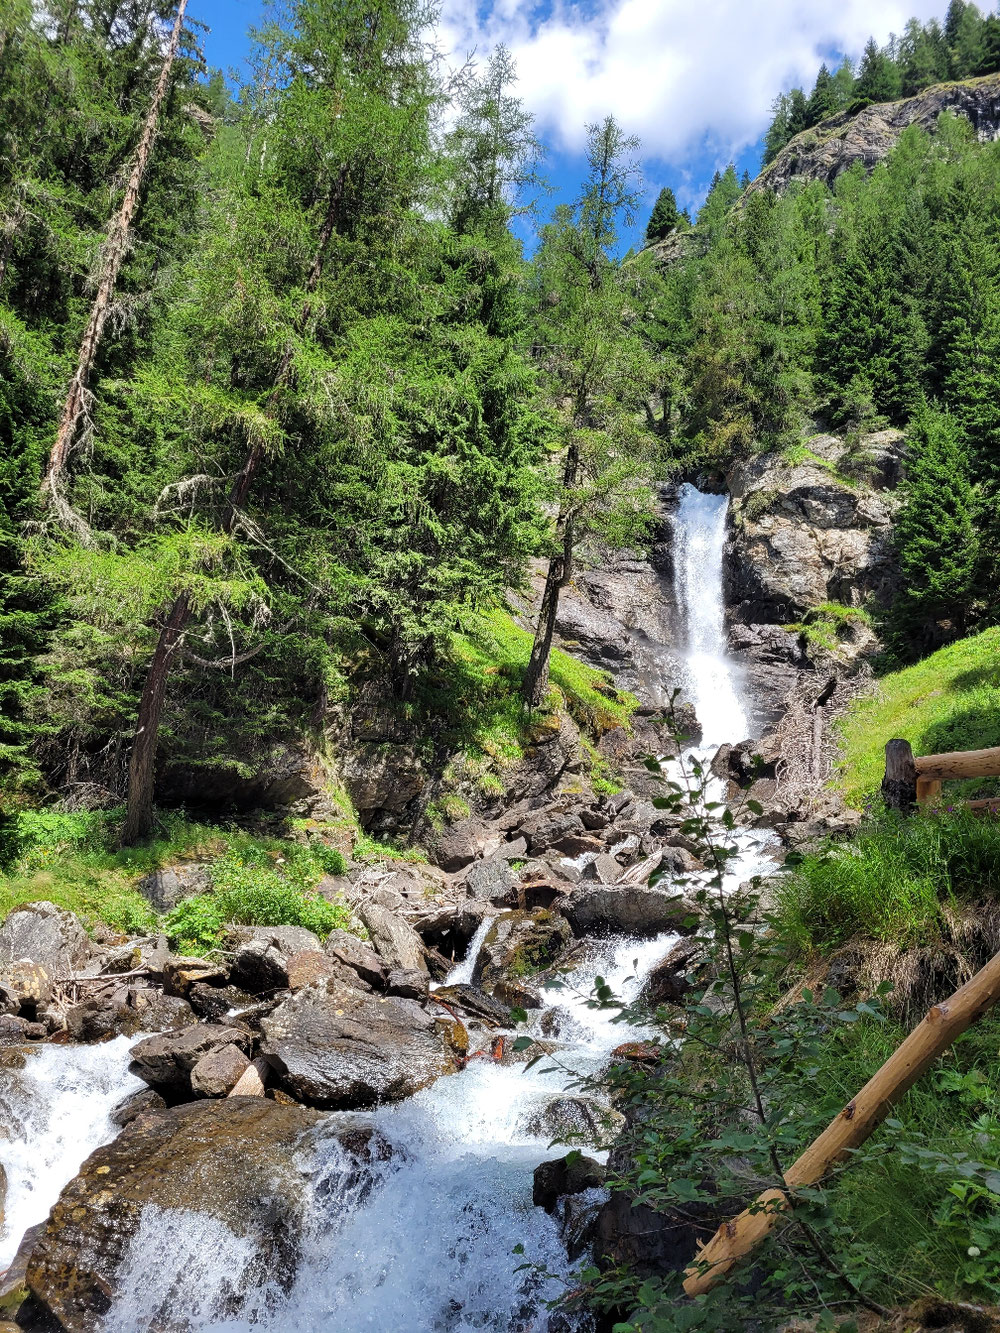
[882,738,1000,813]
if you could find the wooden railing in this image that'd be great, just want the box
[882,738,1000,813]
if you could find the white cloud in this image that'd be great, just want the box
[437,0,947,164]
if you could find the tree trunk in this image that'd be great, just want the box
[684,943,1000,1296]
[119,170,346,845]
[521,441,579,709]
[882,737,917,812]
[120,592,190,845]
[43,0,188,514]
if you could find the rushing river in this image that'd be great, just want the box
[0,487,776,1331]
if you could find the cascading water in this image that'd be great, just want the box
[672,482,749,748]
[0,1036,146,1270]
[15,487,775,1331]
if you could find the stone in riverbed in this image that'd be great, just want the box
[109,1087,167,1128]
[190,1043,251,1097]
[260,980,463,1109]
[323,930,388,988]
[24,1099,322,1332]
[357,902,427,974]
[129,1023,250,1093]
[533,1153,606,1212]
[560,887,697,939]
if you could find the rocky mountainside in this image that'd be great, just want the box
[748,72,1000,196]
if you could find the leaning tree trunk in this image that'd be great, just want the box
[521,440,579,710]
[119,593,190,845]
[119,170,346,844]
[42,0,188,524]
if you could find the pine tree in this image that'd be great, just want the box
[855,37,901,103]
[893,408,979,643]
[763,93,792,165]
[975,13,1000,73]
[806,63,837,126]
[645,186,680,242]
[787,88,809,137]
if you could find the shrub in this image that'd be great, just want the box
[164,847,353,954]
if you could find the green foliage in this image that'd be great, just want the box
[645,187,680,243]
[835,626,1000,806]
[774,806,1000,950]
[164,845,352,953]
[891,408,979,644]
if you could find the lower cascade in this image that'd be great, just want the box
[1,488,777,1331]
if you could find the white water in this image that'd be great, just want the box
[672,483,749,747]
[11,487,774,1330]
[0,1036,145,1270]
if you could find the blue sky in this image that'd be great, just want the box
[193,0,948,252]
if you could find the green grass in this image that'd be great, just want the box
[836,627,1000,808]
[783,600,872,654]
[445,607,638,770]
[0,806,351,947]
[774,806,1000,952]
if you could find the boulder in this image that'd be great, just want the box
[135,864,209,913]
[0,960,50,1012]
[431,984,512,1027]
[533,1153,607,1213]
[260,980,463,1109]
[411,901,489,958]
[65,990,139,1043]
[357,903,427,974]
[522,1097,625,1148]
[223,924,322,955]
[594,1191,721,1279]
[323,930,388,988]
[229,939,293,993]
[24,1099,322,1331]
[129,1023,250,1093]
[0,1222,43,1305]
[186,982,258,1023]
[472,910,572,994]
[425,818,483,873]
[561,887,697,939]
[516,811,586,855]
[190,1043,251,1097]
[386,968,428,1000]
[0,1014,45,1043]
[581,853,623,884]
[109,1087,167,1128]
[0,902,91,980]
[463,856,518,906]
[162,956,229,998]
[643,938,704,1006]
[286,950,345,992]
[88,934,170,980]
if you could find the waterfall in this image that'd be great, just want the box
[672,483,750,748]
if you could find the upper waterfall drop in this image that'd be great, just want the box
[672,483,750,748]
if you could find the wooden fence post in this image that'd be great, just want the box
[683,944,1000,1296]
[882,738,917,812]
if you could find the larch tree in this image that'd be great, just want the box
[521,116,657,709]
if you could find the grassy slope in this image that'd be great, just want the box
[836,627,1000,808]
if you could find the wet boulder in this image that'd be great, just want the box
[162,956,229,999]
[24,1098,322,1332]
[65,989,141,1043]
[560,887,697,939]
[260,979,463,1109]
[471,911,572,995]
[129,1023,250,1093]
[109,1087,167,1128]
[357,903,427,974]
[643,938,704,1006]
[533,1153,607,1213]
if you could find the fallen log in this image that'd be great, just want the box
[683,944,1000,1297]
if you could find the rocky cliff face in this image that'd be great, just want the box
[749,72,1000,197]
